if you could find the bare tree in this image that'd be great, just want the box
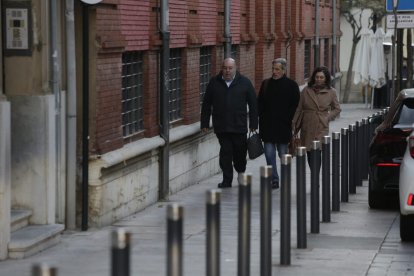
[340,0,385,103]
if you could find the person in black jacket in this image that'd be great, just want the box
[258,58,300,189]
[201,58,258,188]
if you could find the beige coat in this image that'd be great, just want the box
[292,86,341,150]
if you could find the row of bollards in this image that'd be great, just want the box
[31,111,387,275]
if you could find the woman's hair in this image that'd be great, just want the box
[308,66,331,88]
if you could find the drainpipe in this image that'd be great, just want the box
[50,0,62,224]
[65,0,77,230]
[224,0,231,58]
[159,0,170,200]
[332,0,337,76]
[314,0,320,68]
[285,0,292,70]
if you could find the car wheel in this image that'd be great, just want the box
[400,214,414,242]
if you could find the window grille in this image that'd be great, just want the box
[168,48,182,122]
[121,51,144,137]
[200,47,212,107]
[324,38,330,68]
[304,40,311,79]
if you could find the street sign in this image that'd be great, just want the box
[386,0,414,12]
[387,13,414,28]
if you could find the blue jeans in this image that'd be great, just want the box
[264,142,288,183]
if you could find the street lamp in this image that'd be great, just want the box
[391,0,399,103]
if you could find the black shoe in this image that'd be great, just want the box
[272,181,279,189]
[218,182,232,188]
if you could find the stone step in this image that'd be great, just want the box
[8,224,64,259]
[10,209,32,232]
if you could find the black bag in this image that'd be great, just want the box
[247,131,264,160]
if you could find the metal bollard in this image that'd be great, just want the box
[206,189,221,276]
[167,204,183,276]
[310,141,321,234]
[341,128,349,202]
[32,264,57,276]
[296,147,307,249]
[112,228,131,276]
[280,154,292,266]
[348,124,356,194]
[260,166,272,276]
[332,132,340,212]
[238,173,251,276]
[322,136,331,222]
[355,121,363,187]
[362,118,369,180]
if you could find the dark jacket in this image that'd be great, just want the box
[258,75,300,143]
[200,71,258,134]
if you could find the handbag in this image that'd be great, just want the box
[288,133,301,157]
[247,131,264,160]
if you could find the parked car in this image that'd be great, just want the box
[399,127,414,241]
[368,89,414,209]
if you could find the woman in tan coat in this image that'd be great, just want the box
[292,66,341,169]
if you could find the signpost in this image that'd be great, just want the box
[386,0,414,12]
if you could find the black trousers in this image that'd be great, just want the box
[216,133,247,185]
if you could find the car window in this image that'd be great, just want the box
[395,99,414,125]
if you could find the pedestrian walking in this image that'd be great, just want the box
[258,58,300,189]
[201,58,258,188]
[292,66,341,170]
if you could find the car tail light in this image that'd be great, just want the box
[407,194,414,206]
[375,163,400,167]
[409,136,414,158]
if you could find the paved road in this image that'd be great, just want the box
[1,104,414,276]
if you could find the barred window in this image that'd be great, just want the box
[304,40,311,79]
[324,38,330,69]
[200,47,212,107]
[169,48,182,122]
[231,44,239,60]
[121,51,144,137]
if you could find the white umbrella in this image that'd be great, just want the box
[369,27,386,88]
[354,28,373,85]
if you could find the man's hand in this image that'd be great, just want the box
[201,128,209,133]
[249,128,256,132]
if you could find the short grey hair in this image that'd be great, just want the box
[272,58,287,70]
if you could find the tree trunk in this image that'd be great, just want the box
[343,41,358,103]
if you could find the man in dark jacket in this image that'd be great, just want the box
[201,58,258,188]
[258,58,300,189]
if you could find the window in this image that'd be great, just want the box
[324,38,330,68]
[200,46,212,107]
[169,48,182,122]
[121,51,144,137]
[304,40,311,79]
[231,44,239,60]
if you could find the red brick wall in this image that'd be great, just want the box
[90,0,340,154]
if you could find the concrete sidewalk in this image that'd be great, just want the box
[1,104,414,276]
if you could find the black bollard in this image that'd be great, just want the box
[167,204,183,276]
[362,118,369,180]
[238,173,251,276]
[332,132,340,212]
[112,228,131,276]
[206,189,221,276]
[310,141,321,234]
[260,166,272,276]
[32,264,57,276]
[355,121,363,187]
[348,124,356,194]
[322,136,331,222]
[296,147,307,249]
[280,154,292,266]
[341,128,349,202]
